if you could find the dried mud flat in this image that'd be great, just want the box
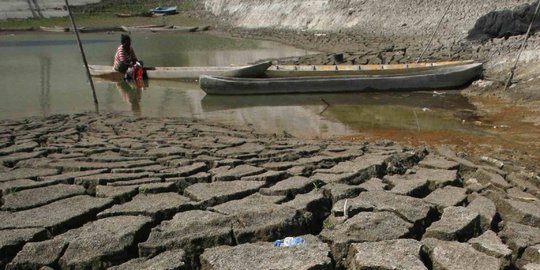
[0,113,539,270]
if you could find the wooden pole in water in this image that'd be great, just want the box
[504,0,540,91]
[64,0,99,107]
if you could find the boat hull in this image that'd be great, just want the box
[88,62,271,81]
[199,63,483,95]
[265,60,474,77]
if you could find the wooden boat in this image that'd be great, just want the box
[88,61,271,81]
[121,25,198,33]
[78,26,124,33]
[149,6,178,15]
[39,26,69,32]
[265,60,475,77]
[199,62,483,95]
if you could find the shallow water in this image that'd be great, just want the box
[0,31,504,146]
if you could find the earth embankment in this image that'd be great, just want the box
[202,0,529,40]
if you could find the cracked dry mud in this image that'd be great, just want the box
[0,113,539,270]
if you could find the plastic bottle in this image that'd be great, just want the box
[273,237,305,247]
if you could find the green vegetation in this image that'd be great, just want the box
[0,0,205,28]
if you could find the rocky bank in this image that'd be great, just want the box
[0,113,539,269]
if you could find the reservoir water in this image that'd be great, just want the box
[2,31,539,170]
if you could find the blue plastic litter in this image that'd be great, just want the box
[273,237,305,247]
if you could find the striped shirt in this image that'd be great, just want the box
[113,44,137,69]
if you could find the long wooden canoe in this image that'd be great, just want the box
[88,61,271,81]
[199,62,483,95]
[265,60,475,77]
[121,25,198,33]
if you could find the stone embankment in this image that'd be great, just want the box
[0,113,539,269]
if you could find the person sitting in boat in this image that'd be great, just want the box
[114,34,140,80]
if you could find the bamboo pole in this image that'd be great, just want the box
[64,0,99,108]
[504,0,540,91]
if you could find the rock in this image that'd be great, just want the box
[0,168,59,182]
[0,195,113,234]
[384,167,459,197]
[49,159,157,172]
[385,175,430,197]
[57,216,153,269]
[423,185,467,212]
[468,230,512,260]
[518,244,540,268]
[145,146,192,158]
[321,182,364,203]
[412,167,460,190]
[95,185,138,203]
[137,182,176,194]
[184,180,264,207]
[0,151,46,167]
[157,162,208,178]
[358,177,388,191]
[320,211,413,265]
[467,195,497,231]
[0,228,49,268]
[333,191,437,235]
[262,161,295,171]
[315,153,388,183]
[422,238,501,270]
[499,222,540,257]
[231,205,312,244]
[347,239,427,270]
[286,165,310,176]
[507,172,540,195]
[507,187,538,202]
[423,206,481,241]
[523,263,540,270]
[111,164,167,173]
[210,192,316,244]
[210,193,286,215]
[139,210,233,257]
[107,177,162,187]
[213,165,266,181]
[494,198,540,228]
[1,184,86,211]
[474,169,511,190]
[38,169,108,183]
[311,172,359,184]
[0,141,39,156]
[6,239,68,270]
[109,249,187,270]
[419,154,459,170]
[98,192,193,221]
[259,176,322,197]
[214,142,265,158]
[74,172,151,190]
[0,179,58,195]
[241,170,287,183]
[200,235,332,270]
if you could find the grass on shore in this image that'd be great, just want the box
[0,0,207,28]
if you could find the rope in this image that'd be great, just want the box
[504,0,540,91]
[416,0,455,63]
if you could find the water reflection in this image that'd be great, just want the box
[0,32,313,119]
[114,80,145,117]
[39,57,51,116]
[200,91,483,138]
